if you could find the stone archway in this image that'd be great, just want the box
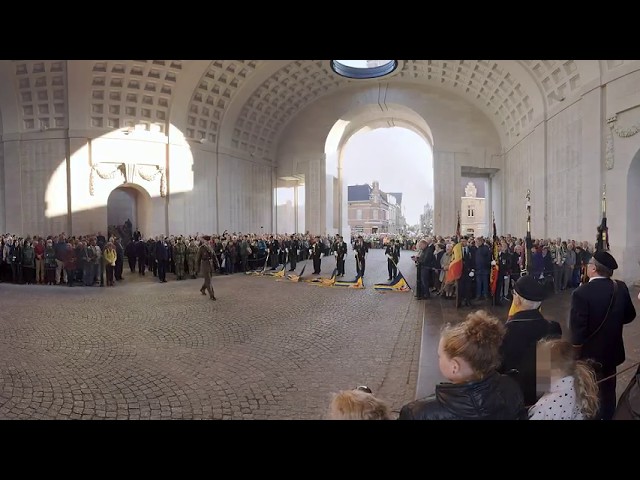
[626,148,640,284]
[107,183,152,242]
[323,104,434,238]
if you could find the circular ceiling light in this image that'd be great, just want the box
[331,60,398,79]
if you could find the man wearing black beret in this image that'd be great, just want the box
[570,250,636,420]
[497,274,562,408]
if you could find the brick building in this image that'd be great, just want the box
[347,181,404,235]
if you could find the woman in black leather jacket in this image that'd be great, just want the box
[399,310,524,420]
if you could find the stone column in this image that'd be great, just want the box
[433,150,456,235]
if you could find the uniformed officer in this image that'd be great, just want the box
[570,250,636,420]
[385,239,401,280]
[187,239,198,278]
[354,235,368,278]
[334,234,348,277]
[196,235,218,300]
[173,236,186,280]
[311,235,323,274]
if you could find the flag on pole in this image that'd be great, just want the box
[445,242,463,284]
[596,185,609,252]
[489,213,500,297]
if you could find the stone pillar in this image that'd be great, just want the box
[3,140,23,234]
[433,150,456,236]
[305,155,326,235]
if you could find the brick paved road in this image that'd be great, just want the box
[0,249,423,419]
[1,249,638,419]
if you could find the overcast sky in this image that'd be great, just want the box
[342,127,433,225]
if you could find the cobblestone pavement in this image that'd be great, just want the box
[1,250,638,420]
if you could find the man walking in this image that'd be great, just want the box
[196,235,217,300]
[570,250,636,420]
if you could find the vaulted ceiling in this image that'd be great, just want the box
[4,60,630,159]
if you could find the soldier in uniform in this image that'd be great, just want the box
[267,236,278,270]
[155,236,169,283]
[385,238,400,281]
[173,236,187,280]
[196,235,218,300]
[135,238,147,276]
[353,235,368,278]
[287,234,298,272]
[147,237,157,277]
[187,239,198,278]
[570,250,636,420]
[311,235,323,274]
[334,234,348,277]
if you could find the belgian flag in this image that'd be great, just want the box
[445,242,463,283]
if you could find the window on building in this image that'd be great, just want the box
[467,207,474,217]
[356,209,362,220]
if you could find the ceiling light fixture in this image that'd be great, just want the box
[331,60,398,79]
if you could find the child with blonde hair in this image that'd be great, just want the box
[327,387,392,420]
[528,338,600,420]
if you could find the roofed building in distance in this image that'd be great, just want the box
[347,181,405,235]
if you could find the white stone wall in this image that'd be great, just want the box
[546,101,584,239]
[433,151,456,234]
[504,125,545,238]
[500,66,640,282]
[604,69,640,283]
[2,137,69,236]
[0,140,5,233]
[216,153,273,234]
[168,143,212,236]
[19,138,69,236]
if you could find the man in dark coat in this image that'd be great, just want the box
[155,237,169,283]
[353,235,368,278]
[498,274,562,407]
[334,234,348,277]
[457,237,475,307]
[311,235,324,275]
[570,250,636,420]
[385,239,401,281]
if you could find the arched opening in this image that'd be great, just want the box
[107,184,152,244]
[626,148,640,284]
[341,127,433,242]
[321,104,435,239]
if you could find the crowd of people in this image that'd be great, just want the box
[409,233,599,306]
[327,247,638,420]
[1,227,637,420]
[0,229,409,287]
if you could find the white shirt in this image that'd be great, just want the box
[528,375,584,420]
[589,275,607,282]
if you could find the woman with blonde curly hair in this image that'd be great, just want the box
[399,310,524,420]
[528,338,599,420]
